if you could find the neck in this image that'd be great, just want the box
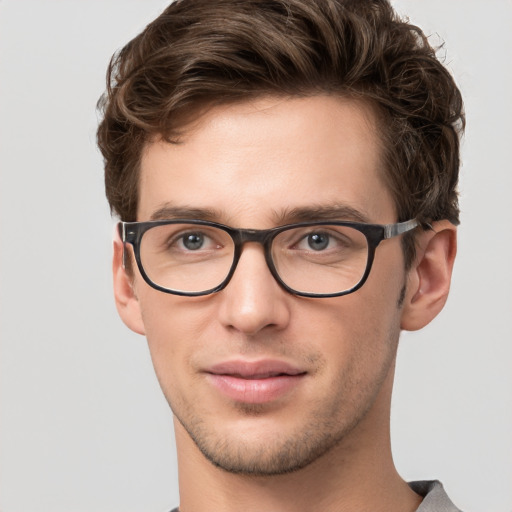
[173,367,421,512]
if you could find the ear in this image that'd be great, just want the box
[112,227,146,335]
[400,220,457,331]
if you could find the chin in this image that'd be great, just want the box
[173,404,361,477]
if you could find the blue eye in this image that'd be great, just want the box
[307,233,329,251]
[181,233,205,250]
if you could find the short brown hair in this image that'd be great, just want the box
[97,0,464,267]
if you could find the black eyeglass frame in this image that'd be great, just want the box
[119,218,419,298]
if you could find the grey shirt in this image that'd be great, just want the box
[169,479,462,512]
[410,480,462,511]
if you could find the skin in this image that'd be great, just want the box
[113,96,457,512]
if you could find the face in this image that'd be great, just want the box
[127,96,408,475]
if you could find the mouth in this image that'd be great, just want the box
[204,360,307,404]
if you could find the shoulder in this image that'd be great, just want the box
[409,480,462,512]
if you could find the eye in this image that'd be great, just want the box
[305,232,330,251]
[176,231,218,251]
[287,226,357,254]
[181,232,206,250]
[295,231,338,251]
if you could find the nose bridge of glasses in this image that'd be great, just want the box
[227,228,280,295]
[236,227,273,247]
[231,228,276,278]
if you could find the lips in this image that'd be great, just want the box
[205,360,306,404]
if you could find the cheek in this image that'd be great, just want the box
[137,292,213,383]
[306,276,403,378]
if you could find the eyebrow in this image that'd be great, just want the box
[149,202,372,225]
[273,204,372,225]
[150,204,222,221]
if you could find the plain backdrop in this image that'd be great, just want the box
[1,1,511,511]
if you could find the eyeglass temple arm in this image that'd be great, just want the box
[116,222,127,268]
[383,218,420,239]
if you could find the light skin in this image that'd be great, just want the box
[113,95,457,512]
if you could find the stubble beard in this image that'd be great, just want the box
[174,402,357,476]
[170,344,398,477]
[166,284,406,477]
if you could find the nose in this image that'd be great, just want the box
[217,243,291,336]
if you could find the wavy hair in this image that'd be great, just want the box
[97,0,464,267]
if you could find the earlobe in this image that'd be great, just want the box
[400,220,457,331]
[112,234,146,336]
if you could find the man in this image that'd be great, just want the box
[97,0,464,510]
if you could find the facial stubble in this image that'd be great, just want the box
[168,286,406,477]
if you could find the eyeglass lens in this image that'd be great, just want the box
[139,223,369,295]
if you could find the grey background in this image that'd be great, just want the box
[1,1,511,511]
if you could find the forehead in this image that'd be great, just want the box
[138,95,396,226]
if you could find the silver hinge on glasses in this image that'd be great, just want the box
[384,219,419,239]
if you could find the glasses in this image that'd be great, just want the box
[119,218,418,298]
